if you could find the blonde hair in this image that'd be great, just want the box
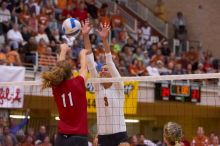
[164,122,182,146]
[41,60,72,89]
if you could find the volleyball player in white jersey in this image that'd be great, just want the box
[86,22,128,146]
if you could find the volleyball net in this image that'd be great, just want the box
[1,73,220,141]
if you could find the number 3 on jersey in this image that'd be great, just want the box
[61,92,73,107]
[104,97,109,107]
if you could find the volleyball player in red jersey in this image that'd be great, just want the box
[41,21,92,146]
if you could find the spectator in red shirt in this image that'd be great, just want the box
[74,2,88,21]
[192,127,209,146]
[37,7,49,28]
[62,4,75,20]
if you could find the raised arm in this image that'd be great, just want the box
[58,43,70,61]
[96,23,120,78]
[81,20,98,78]
[97,23,123,88]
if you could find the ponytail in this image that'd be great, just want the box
[41,60,72,89]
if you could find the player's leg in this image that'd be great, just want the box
[55,134,67,146]
[98,134,114,146]
[114,132,129,146]
[67,136,88,146]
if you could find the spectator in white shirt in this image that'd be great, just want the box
[140,24,151,45]
[7,23,24,50]
[147,61,160,76]
[35,25,50,45]
[0,1,11,32]
[172,12,187,38]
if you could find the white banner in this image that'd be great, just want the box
[0,66,25,108]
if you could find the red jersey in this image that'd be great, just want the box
[52,76,88,135]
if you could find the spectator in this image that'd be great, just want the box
[98,3,109,18]
[20,36,37,64]
[111,37,121,53]
[137,134,156,146]
[163,122,183,146]
[129,59,139,76]
[151,49,164,64]
[122,38,136,52]
[35,126,47,143]
[194,63,205,74]
[44,1,54,16]
[192,126,209,146]
[129,135,138,146]
[37,7,49,28]
[185,47,199,70]
[21,26,32,42]
[98,3,110,28]
[186,63,193,74]
[7,23,24,50]
[3,134,14,146]
[85,0,98,20]
[19,4,30,26]
[40,136,52,146]
[172,11,187,39]
[3,126,17,145]
[28,0,40,16]
[156,60,169,75]
[9,110,29,136]
[22,135,34,146]
[0,51,7,65]
[61,4,75,20]
[148,43,158,58]
[118,59,129,76]
[167,52,177,67]
[3,44,22,66]
[133,47,144,61]
[28,12,38,34]
[74,2,88,21]
[139,24,151,46]
[211,136,220,146]
[147,61,160,76]
[143,51,150,66]
[48,13,59,32]
[154,0,167,22]
[35,25,50,45]
[0,121,3,145]
[16,130,26,146]
[137,60,147,76]
[177,53,189,71]
[111,9,125,40]
[0,1,11,34]
[209,133,216,146]
[172,63,184,75]
[161,41,171,57]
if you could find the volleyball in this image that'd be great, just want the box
[62,18,81,38]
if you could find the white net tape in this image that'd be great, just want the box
[1,73,220,86]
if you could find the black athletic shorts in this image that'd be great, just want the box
[55,133,88,146]
[98,131,128,146]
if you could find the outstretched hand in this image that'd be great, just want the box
[81,19,92,35]
[60,43,71,52]
[96,22,111,40]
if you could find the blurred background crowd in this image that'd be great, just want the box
[1,114,220,146]
[0,0,219,77]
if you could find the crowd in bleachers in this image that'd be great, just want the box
[1,113,220,146]
[0,0,219,77]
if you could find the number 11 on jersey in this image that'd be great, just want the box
[61,92,73,107]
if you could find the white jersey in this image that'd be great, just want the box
[87,53,126,135]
